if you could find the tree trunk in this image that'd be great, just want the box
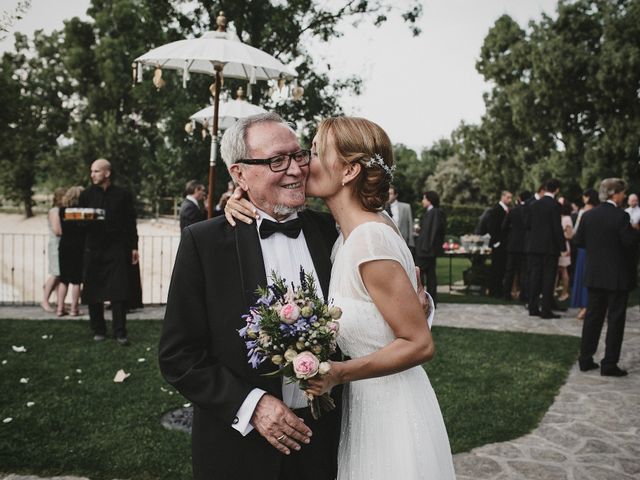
[23,194,34,218]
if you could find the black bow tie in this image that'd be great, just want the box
[259,218,303,239]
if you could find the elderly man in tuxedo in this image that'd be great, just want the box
[525,179,565,319]
[575,178,640,376]
[386,185,415,255]
[179,180,207,231]
[159,113,341,479]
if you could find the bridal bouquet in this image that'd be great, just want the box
[239,268,342,419]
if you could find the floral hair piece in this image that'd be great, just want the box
[364,153,395,178]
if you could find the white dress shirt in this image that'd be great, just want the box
[625,205,640,226]
[389,200,400,225]
[232,209,325,436]
[186,194,199,207]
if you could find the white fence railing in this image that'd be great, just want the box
[0,233,180,305]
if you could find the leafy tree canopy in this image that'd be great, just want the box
[0,0,423,216]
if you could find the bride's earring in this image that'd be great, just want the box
[341,181,345,187]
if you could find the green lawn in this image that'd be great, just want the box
[0,319,579,479]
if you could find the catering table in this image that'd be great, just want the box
[443,249,492,294]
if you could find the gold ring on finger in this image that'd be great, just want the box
[277,434,286,442]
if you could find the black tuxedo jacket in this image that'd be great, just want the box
[574,202,640,291]
[159,210,339,479]
[502,204,527,253]
[179,198,206,231]
[486,203,507,247]
[525,196,565,255]
[415,207,446,259]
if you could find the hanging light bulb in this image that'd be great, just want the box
[216,11,227,32]
[292,80,304,101]
[153,66,165,90]
[207,68,225,99]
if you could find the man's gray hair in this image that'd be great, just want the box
[220,112,293,171]
[599,178,627,202]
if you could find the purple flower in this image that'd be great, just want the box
[248,351,265,369]
[293,318,309,333]
[256,293,275,307]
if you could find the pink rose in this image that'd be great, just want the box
[328,321,340,333]
[292,352,320,379]
[279,303,300,324]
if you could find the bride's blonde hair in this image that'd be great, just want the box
[315,116,394,212]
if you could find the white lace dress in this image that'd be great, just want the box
[330,218,456,480]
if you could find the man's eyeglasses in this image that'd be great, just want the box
[237,149,311,172]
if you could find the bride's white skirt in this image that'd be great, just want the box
[337,366,456,480]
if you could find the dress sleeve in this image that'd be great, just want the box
[341,223,415,300]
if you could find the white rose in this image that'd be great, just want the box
[318,362,331,375]
[284,349,298,362]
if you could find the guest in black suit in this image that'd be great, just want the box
[521,184,546,306]
[159,113,341,480]
[179,180,207,231]
[526,179,565,319]
[502,191,532,301]
[486,191,513,297]
[415,191,446,307]
[575,178,640,376]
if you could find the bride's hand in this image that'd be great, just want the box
[224,187,259,226]
[305,362,341,396]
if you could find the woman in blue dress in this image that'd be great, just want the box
[570,188,599,319]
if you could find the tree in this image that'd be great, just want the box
[44,0,424,216]
[0,0,31,40]
[425,155,482,205]
[460,0,640,200]
[392,138,454,209]
[0,31,72,217]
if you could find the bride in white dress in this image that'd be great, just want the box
[225,116,455,479]
[303,117,455,480]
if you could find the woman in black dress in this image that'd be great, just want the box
[58,186,86,316]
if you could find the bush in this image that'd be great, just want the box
[442,204,487,237]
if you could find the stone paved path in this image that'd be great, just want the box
[1,303,639,479]
[439,303,640,480]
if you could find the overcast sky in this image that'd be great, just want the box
[1,0,559,150]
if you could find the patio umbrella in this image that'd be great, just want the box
[190,91,268,132]
[134,12,296,217]
[188,89,268,180]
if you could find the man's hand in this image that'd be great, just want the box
[131,249,139,265]
[250,394,312,455]
[415,266,431,319]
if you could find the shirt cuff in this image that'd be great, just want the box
[232,388,267,436]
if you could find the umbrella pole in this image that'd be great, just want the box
[207,64,223,218]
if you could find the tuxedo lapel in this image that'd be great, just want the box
[233,222,283,389]
[234,222,268,307]
[299,213,333,301]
